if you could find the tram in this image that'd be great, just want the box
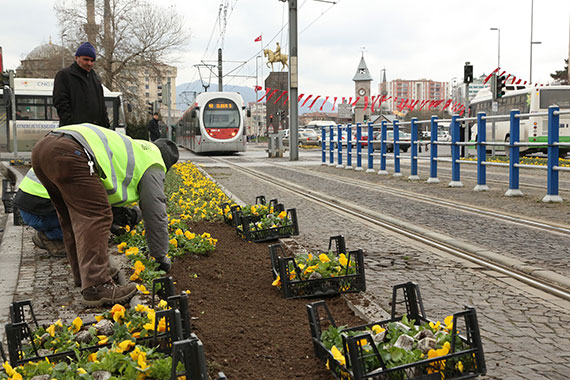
[0,78,125,151]
[176,92,248,153]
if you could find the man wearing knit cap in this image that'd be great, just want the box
[53,42,110,128]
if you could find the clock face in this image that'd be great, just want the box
[358,88,366,96]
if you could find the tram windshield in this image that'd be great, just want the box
[203,99,240,128]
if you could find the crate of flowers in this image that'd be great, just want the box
[221,195,281,227]
[235,207,298,242]
[270,235,366,299]
[4,282,189,368]
[306,282,486,380]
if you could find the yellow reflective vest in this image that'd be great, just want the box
[56,124,166,206]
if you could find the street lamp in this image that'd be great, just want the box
[61,32,67,68]
[529,0,541,82]
[490,27,500,69]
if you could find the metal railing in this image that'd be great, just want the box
[320,106,569,202]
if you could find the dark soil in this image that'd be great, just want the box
[170,221,366,380]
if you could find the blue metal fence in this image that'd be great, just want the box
[320,106,570,202]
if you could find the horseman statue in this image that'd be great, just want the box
[264,42,288,72]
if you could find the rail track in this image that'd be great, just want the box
[209,156,570,302]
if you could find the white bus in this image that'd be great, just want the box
[468,85,570,156]
[0,78,126,152]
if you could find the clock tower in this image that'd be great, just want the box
[352,56,373,123]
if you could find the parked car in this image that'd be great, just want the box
[438,130,451,142]
[373,130,411,152]
[282,128,320,146]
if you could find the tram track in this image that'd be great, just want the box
[210,156,570,302]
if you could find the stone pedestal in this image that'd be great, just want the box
[265,72,289,134]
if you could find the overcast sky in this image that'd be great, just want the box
[2,0,569,101]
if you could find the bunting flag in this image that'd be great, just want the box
[320,96,329,111]
[347,97,352,105]
[351,97,360,107]
[332,97,337,111]
[363,96,369,111]
[483,67,500,84]
[283,95,289,106]
[370,96,377,113]
[301,94,313,107]
[254,85,262,91]
[254,35,262,42]
[443,99,452,110]
[256,87,270,102]
[298,93,305,102]
[308,95,321,109]
[266,89,279,101]
[273,90,287,105]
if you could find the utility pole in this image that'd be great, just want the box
[284,0,299,160]
[166,77,172,141]
[218,48,223,92]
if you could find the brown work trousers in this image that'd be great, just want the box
[31,134,112,290]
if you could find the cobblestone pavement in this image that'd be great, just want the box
[196,150,570,380]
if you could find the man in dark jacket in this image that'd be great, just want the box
[147,112,161,141]
[53,42,110,128]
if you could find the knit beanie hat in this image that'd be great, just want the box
[154,139,179,171]
[75,42,96,60]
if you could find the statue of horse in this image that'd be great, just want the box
[263,49,288,72]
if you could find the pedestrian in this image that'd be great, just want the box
[13,169,143,258]
[53,42,110,128]
[148,112,161,141]
[31,123,179,306]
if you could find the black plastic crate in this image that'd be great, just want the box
[2,179,15,214]
[222,195,282,228]
[269,236,366,299]
[236,208,299,242]
[4,278,191,367]
[307,282,486,380]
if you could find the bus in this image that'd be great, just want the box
[176,92,248,153]
[0,78,126,152]
[468,84,570,156]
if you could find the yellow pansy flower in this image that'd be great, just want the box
[319,254,331,263]
[169,238,178,248]
[72,317,83,333]
[175,228,183,236]
[330,345,346,365]
[46,324,56,337]
[338,253,348,267]
[184,230,196,240]
[371,325,385,334]
[77,368,87,375]
[117,242,127,253]
[272,275,281,287]
[125,246,139,256]
[136,284,150,294]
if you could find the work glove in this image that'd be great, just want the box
[157,256,172,273]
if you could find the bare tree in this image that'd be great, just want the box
[55,0,190,120]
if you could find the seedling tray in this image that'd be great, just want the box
[221,195,280,227]
[236,208,298,242]
[270,235,366,298]
[307,282,486,380]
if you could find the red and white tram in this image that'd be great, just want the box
[176,92,248,153]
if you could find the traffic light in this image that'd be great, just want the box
[147,101,154,114]
[157,84,163,103]
[1,71,9,88]
[464,62,473,84]
[496,75,506,98]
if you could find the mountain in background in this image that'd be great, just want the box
[176,81,336,114]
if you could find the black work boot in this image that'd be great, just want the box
[82,281,137,307]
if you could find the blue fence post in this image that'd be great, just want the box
[336,124,343,168]
[448,115,463,187]
[427,116,440,183]
[355,123,363,171]
[321,127,326,165]
[543,106,563,202]
[474,112,489,191]
[409,118,420,180]
[346,124,353,169]
[328,125,334,166]
[366,122,375,173]
[378,121,388,175]
[505,110,523,196]
[393,119,402,177]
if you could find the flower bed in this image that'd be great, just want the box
[235,208,299,242]
[307,282,486,380]
[270,236,366,298]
